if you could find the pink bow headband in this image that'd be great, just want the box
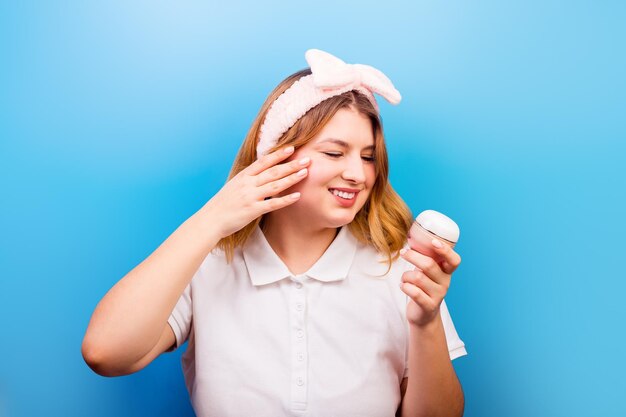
[256,49,402,158]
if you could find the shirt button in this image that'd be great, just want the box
[297,377,304,386]
[295,282,303,289]
[297,353,304,361]
[297,329,304,338]
[296,303,303,311]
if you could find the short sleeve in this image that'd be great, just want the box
[440,299,467,360]
[167,283,192,351]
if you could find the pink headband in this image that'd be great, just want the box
[256,49,402,158]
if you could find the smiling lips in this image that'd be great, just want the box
[328,187,361,207]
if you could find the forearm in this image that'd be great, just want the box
[401,312,464,417]
[82,203,222,372]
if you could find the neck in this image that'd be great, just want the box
[262,213,339,275]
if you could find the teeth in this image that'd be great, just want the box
[331,189,355,200]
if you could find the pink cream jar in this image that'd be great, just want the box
[408,210,460,262]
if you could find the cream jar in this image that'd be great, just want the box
[408,210,460,262]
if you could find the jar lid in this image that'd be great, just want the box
[416,210,460,243]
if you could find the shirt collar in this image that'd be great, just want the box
[242,225,358,286]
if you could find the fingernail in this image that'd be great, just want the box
[296,168,307,176]
[290,192,301,199]
[399,248,408,255]
[299,156,310,165]
[431,239,443,248]
[284,146,294,154]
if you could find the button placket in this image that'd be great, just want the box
[289,276,308,411]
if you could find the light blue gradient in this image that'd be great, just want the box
[1,1,625,416]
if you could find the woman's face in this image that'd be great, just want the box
[281,107,378,229]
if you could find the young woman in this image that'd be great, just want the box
[82,49,467,417]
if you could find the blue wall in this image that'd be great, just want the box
[1,1,625,416]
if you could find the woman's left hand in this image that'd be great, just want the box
[399,239,462,328]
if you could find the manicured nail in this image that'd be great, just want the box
[431,239,443,248]
[290,192,301,199]
[284,146,294,154]
[399,248,408,255]
[299,156,310,165]
[296,168,307,176]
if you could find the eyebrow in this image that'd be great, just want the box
[317,138,375,151]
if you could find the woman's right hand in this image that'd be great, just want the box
[202,146,310,238]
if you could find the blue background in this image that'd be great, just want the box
[1,1,625,416]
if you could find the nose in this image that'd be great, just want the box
[341,154,367,184]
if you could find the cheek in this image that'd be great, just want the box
[284,160,330,194]
[306,157,336,182]
[365,166,377,187]
[361,169,377,201]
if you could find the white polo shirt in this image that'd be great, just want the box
[167,225,467,417]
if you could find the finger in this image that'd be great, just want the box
[258,191,302,214]
[400,282,437,311]
[401,269,441,298]
[259,167,308,198]
[246,146,295,176]
[440,261,455,276]
[255,155,311,187]
[400,248,447,286]
[430,239,462,275]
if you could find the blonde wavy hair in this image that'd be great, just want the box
[216,68,413,268]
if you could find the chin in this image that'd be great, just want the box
[324,212,358,229]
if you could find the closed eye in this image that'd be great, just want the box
[323,152,375,163]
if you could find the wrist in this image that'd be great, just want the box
[409,310,443,334]
[189,202,226,247]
